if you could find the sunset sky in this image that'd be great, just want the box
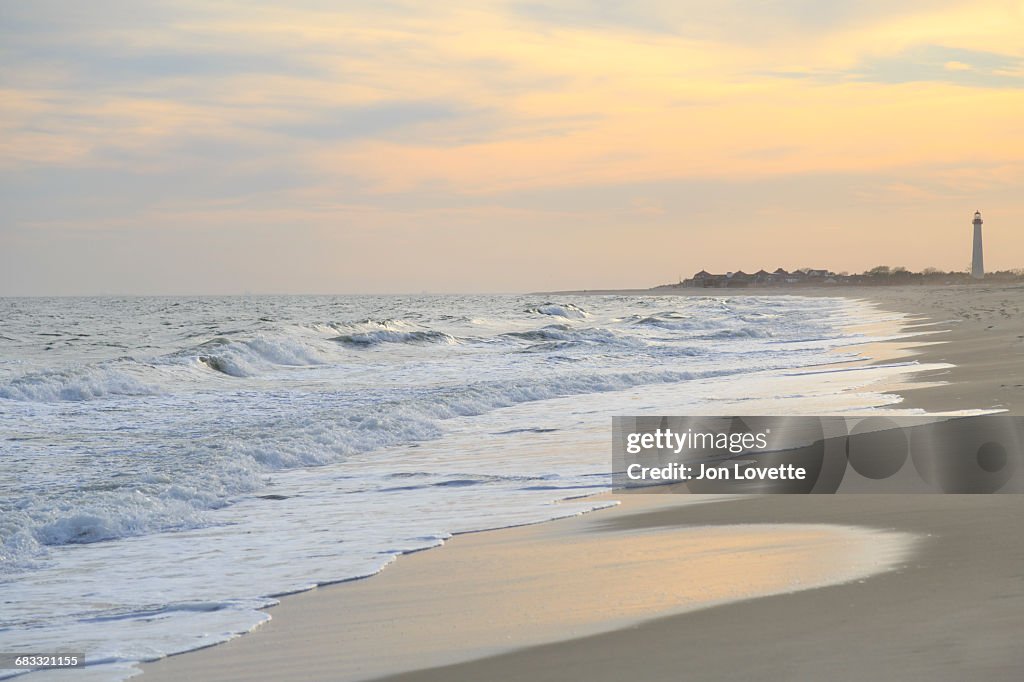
[2,1,1023,294]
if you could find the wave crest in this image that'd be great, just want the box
[527,303,589,319]
[332,329,459,346]
[0,365,161,402]
[190,334,329,377]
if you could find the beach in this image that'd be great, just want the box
[7,1,1024,680]
[138,284,1024,682]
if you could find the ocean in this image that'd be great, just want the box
[0,293,922,679]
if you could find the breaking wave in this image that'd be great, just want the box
[526,303,589,319]
[189,335,329,377]
[0,364,161,402]
[332,330,459,346]
[502,324,640,347]
[0,363,727,571]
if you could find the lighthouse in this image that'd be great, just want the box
[971,210,984,280]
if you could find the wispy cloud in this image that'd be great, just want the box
[766,45,1024,87]
[2,0,1024,294]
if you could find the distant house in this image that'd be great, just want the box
[681,266,838,288]
[673,266,1003,290]
[725,271,751,288]
[685,270,721,287]
[687,270,722,287]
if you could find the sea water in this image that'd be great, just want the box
[0,294,931,679]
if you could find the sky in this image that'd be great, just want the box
[2,0,1023,295]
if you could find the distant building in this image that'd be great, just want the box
[972,210,985,280]
[726,271,751,287]
[680,267,839,288]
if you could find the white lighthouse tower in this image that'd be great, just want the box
[971,210,984,280]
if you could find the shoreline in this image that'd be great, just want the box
[570,283,1024,413]
[139,284,1024,681]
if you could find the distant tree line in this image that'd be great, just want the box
[854,266,1024,283]
[667,265,1024,289]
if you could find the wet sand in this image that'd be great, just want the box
[139,495,914,681]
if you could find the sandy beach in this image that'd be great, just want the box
[140,284,1024,682]
[9,2,1023,679]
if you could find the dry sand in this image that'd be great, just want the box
[140,284,1024,682]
